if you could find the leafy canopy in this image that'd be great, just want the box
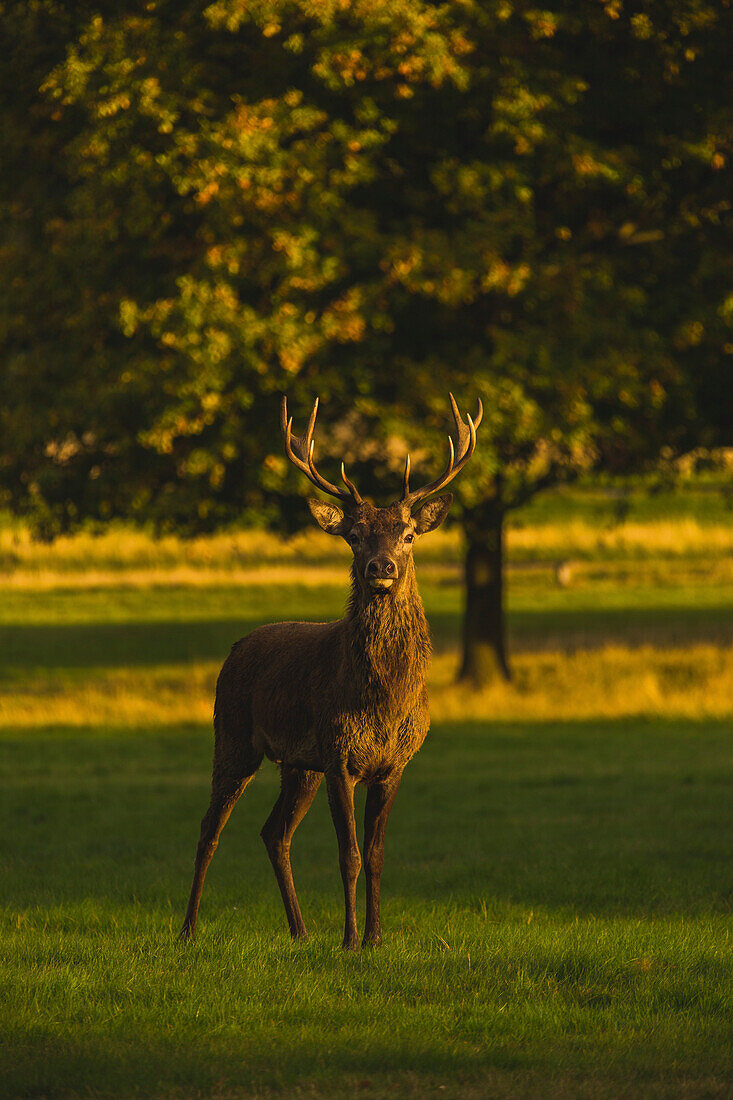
[1,0,729,533]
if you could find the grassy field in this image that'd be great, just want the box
[1,478,733,581]
[1,515,732,1097]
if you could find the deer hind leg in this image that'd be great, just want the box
[261,765,322,940]
[326,768,361,950]
[180,741,263,942]
[362,768,403,948]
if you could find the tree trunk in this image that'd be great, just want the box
[458,503,511,687]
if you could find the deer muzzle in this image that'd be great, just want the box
[366,557,397,590]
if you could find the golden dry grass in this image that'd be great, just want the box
[0,524,350,574]
[4,644,731,730]
[0,663,218,730]
[2,517,733,582]
[508,518,733,560]
[0,565,353,590]
[429,645,733,722]
[2,553,732,593]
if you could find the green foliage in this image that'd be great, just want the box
[1,0,730,533]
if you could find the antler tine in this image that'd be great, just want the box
[281,394,362,505]
[401,394,482,506]
[306,437,340,498]
[340,461,362,501]
[281,396,315,478]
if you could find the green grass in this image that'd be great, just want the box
[1,566,732,1097]
[1,577,731,670]
[2,720,732,1098]
[514,480,733,526]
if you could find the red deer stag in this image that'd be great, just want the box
[181,394,482,948]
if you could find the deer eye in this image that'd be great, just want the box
[404,533,414,544]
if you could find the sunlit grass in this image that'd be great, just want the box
[1,571,731,733]
[2,644,731,730]
[429,644,733,722]
[2,513,733,581]
[3,554,733,593]
[508,517,733,560]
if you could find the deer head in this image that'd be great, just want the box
[281,394,482,598]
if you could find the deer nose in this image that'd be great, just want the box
[366,557,396,579]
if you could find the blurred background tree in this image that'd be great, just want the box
[1,0,730,682]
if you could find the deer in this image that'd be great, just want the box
[180,393,482,949]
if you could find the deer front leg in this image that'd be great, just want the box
[326,768,361,949]
[261,765,322,940]
[362,769,403,947]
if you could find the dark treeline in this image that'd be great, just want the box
[1,0,730,683]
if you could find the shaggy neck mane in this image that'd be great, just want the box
[345,562,431,707]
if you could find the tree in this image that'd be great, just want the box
[377,0,731,682]
[298,0,732,683]
[1,1,469,534]
[1,0,730,680]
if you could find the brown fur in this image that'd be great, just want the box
[180,494,454,949]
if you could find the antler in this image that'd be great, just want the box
[280,395,363,505]
[401,393,483,507]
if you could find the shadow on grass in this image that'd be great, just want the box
[1,600,731,675]
[0,618,269,671]
[0,1027,573,1100]
[2,717,731,922]
[0,608,456,670]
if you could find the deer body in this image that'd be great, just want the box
[181,399,480,948]
[218,546,430,782]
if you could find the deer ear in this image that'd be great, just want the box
[307,498,352,537]
[412,493,453,535]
